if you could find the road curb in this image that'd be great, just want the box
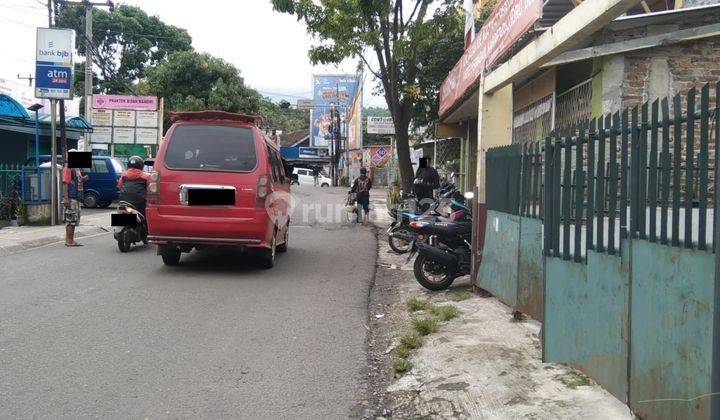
[0,225,111,256]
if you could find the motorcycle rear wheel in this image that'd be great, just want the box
[413,255,455,291]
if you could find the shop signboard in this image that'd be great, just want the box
[90,94,160,148]
[366,116,395,135]
[438,0,542,116]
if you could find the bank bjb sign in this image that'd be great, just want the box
[35,28,75,100]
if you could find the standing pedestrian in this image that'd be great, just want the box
[350,167,372,223]
[412,156,440,211]
[313,166,320,187]
[62,160,88,247]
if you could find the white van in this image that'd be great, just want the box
[293,167,331,187]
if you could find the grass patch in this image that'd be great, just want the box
[391,358,413,374]
[411,316,439,336]
[556,370,592,389]
[399,333,424,350]
[405,297,431,311]
[430,305,460,321]
[393,345,410,358]
[450,290,473,301]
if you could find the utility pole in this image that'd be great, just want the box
[55,0,114,152]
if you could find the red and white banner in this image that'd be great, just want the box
[439,0,542,116]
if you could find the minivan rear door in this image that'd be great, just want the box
[158,123,260,216]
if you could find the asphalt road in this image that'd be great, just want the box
[0,186,376,419]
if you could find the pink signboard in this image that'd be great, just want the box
[438,0,542,116]
[92,94,158,110]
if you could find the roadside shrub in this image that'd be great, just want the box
[430,305,460,322]
[411,316,439,336]
[391,358,413,374]
[399,333,424,350]
[405,297,431,312]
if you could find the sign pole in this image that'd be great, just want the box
[83,3,93,152]
[50,99,58,226]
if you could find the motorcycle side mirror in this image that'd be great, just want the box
[144,159,154,167]
[464,191,474,199]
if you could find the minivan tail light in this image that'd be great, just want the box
[257,175,269,199]
[147,170,160,204]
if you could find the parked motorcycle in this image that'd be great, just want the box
[387,183,469,254]
[113,201,148,252]
[406,191,474,290]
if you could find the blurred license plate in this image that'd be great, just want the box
[187,188,235,206]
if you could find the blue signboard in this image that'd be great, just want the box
[311,74,360,147]
[35,28,75,100]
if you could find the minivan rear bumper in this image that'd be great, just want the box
[147,235,261,245]
[146,207,276,248]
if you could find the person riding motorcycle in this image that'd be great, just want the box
[117,156,150,215]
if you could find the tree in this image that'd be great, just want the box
[271,0,464,191]
[56,4,192,94]
[259,100,310,134]
[139,51,263,129]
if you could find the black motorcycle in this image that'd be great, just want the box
[387,185,469,254]
[113,201,148,252]
[407,210,472,291]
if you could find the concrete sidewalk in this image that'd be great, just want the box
[366,192,632,419]
[0,209,113,256]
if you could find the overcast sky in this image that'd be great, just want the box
[0,0,387,107]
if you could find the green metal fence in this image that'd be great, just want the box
[498,81,720,259]
[0,163,23,220]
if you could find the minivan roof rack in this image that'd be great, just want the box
[170,111,264,124]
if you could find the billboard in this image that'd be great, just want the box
[310,74,360,147]
[347,78,363,150]
[363,146,392,168]
[35,28,75,100]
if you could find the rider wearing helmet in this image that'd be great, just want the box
[117,155,150,215]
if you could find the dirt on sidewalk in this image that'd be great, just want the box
[365,192,633,419]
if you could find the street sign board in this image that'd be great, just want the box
[296,99,314,109]
[35,28,75,100]
[90,126,112,143]
[112,127,135,144]
[136,110,158,127]
[367,116,394,134]
[136,128,159,144]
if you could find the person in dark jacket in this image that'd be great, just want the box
[412,156,440,210]
[350,167,372,223]
[117,156,150,216]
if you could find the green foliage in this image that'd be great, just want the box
[411,316,439,336]
[405,297,431,312]
[393,345,410,359]
[271,0,465,191]
[399,333,424,350]
[259,100,309,134]
[430,305,460,322]
[139,51,262,128]
[391,358,413,374]
[56,4,192,94]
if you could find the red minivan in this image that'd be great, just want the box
[146,111,291,268]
